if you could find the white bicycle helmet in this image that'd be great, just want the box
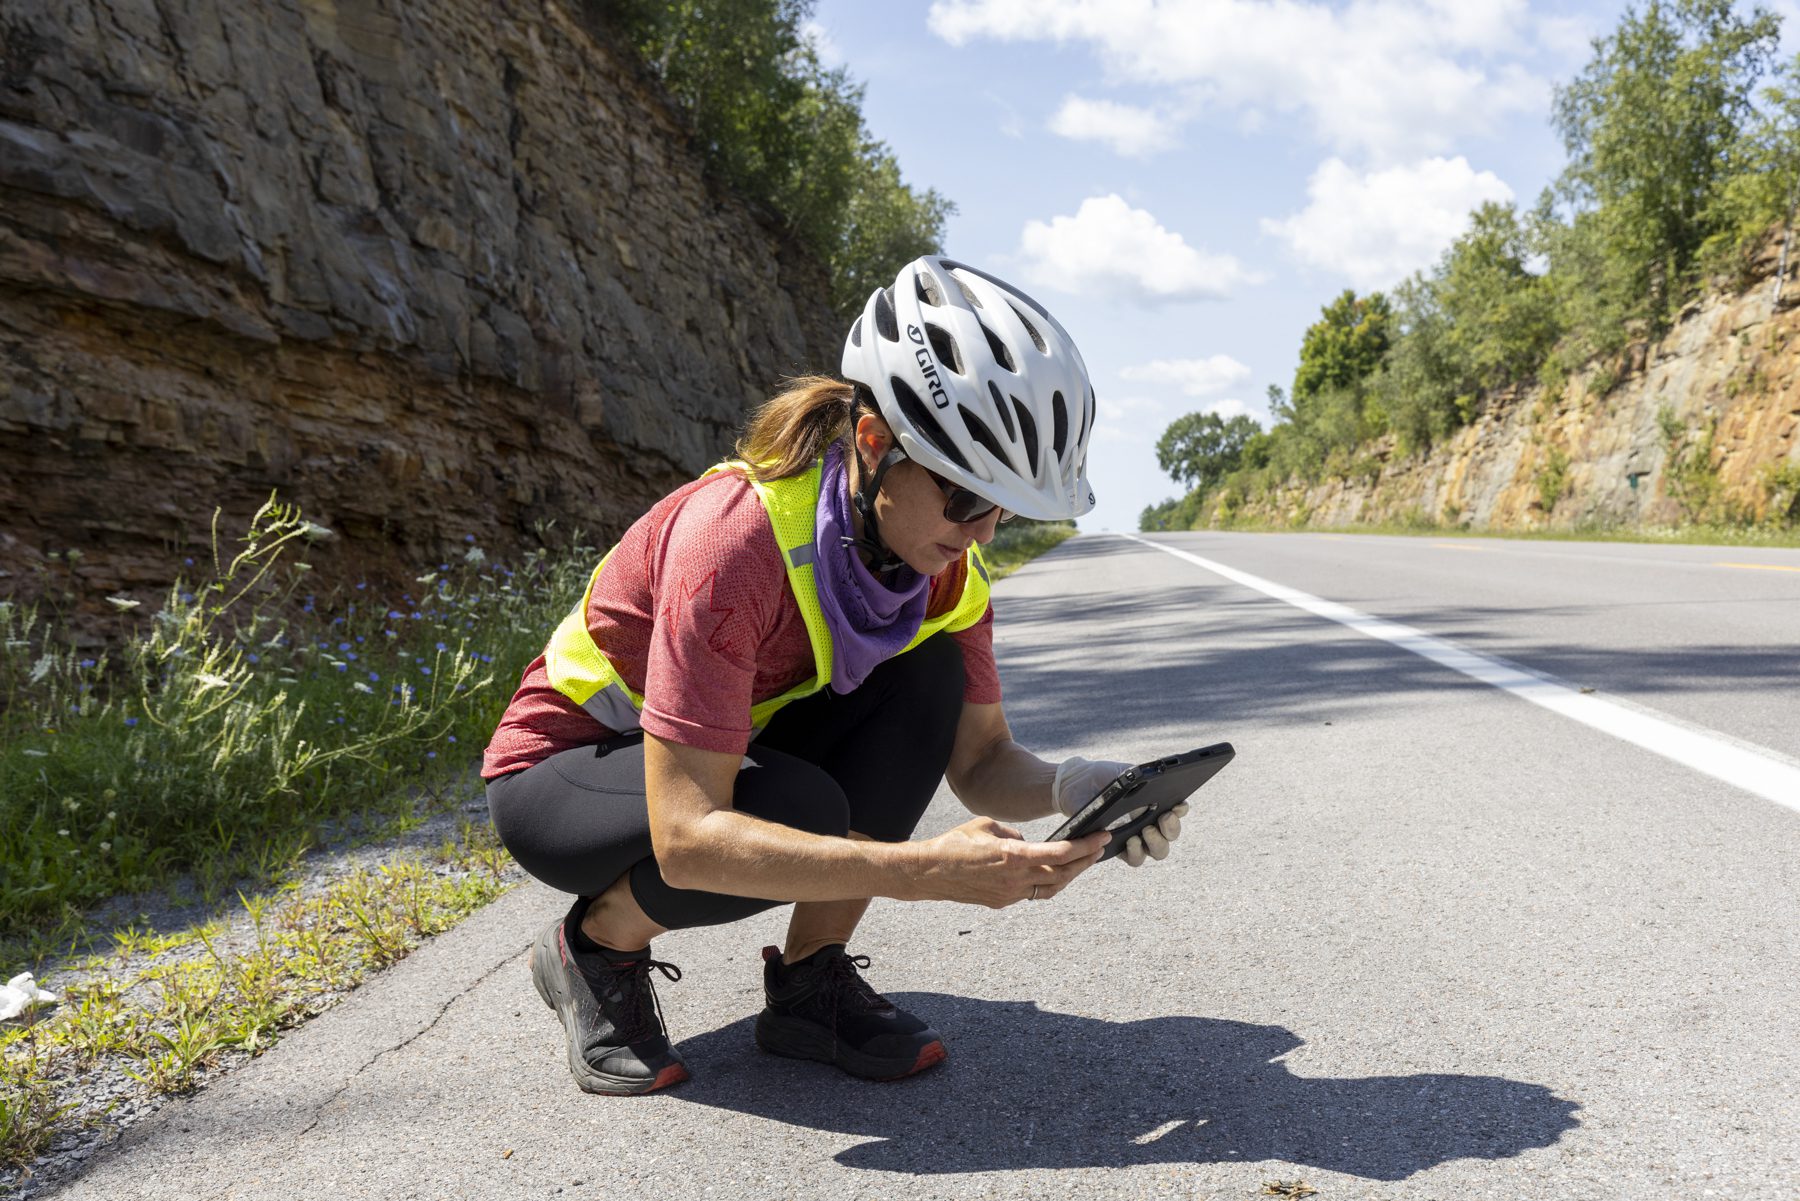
[841,256,1097,521]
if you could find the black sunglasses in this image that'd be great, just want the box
[866,446,1014,524]
[920,465,1015,525]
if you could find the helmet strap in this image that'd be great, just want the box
[849,444,908,575]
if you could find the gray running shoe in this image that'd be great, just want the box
[530,918,688,1094]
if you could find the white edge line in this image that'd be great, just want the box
[1118,533,1800,813]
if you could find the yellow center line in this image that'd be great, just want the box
[1716,561,1800,573]
[1432,542,1491,552]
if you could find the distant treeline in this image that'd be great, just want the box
[610,0,952,318]
[1145,0,1800,530]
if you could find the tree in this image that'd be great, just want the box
[1292,290,1392,409]
[1704,51,1800,300]
[1155,411,1263,493]
[1547,0,1780,334]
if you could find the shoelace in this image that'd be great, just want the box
[818,950,891,1017]
[587,956,682,1044]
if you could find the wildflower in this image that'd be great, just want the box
[62,798,78,812]
[100,842,112,852]
[23,749,48,758]
[123,717,138,727]
[103,789,116,801]
[195,672,232,690]
[447,735,457,743]
[427,751,438,759]
[334,663,347,672]
[465,546,487,566]
[420,666,432,676]
[248,653,260,664]
[293,562,312,572]
[107,810,117,821]
[346,652,358,662]
[438,563,449,571]
[353,681,374,694]
[357,582,367,590]
[465,534,476,543]
[79,658,96,668]
[368,671,380,683]
[356,635,365,644]
[435,642,447,652]
[301,521,334,541]
[180,592,195,603]
[29,655,53,683]
[184,557,195,566]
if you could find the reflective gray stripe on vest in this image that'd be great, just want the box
[972,553,989,583]
[579,682,644,733]
[786,541,815,568]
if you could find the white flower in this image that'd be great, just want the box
[28,656,53,684]
[57,828,69,837]
[99,842,112,852]
[105,595,141,611]
[22,749,48,758]
[353,681,374,694]
[463,546,487,565]
[301,522,335,541]
[194,672,232,690]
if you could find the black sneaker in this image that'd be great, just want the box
[753,944,946,1080]
[530,918,689,1095]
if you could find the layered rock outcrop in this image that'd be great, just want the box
[0,0,838,612]
[1221,239,1800,531]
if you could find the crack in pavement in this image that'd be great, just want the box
[295,941,530,1139]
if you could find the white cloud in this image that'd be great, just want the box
[1048,95,1178,157]
[1017,194,1256,303]
[927,0,1556,162]
[1260,156,1514,289]
[1119,355,1252,397]
[1203,397,1252,420]
[801,19,844,66]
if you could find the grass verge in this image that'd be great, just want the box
[1172,518,1800,549]
[1,815,520,1180]
[984,519,1079,580]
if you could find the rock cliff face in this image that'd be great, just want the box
[0,0,839,612]
[1223,240,1800,532]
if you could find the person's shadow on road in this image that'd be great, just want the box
[673,996,1579,1179]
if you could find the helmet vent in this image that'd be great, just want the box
[1080,387,1094,447]
[1010,302,1047,353]
[925,323,963,374]
[1051,390,1068,458]
[915,270,944,307]
[956,275,984,307]
[892,376,972,472]
[987,380,1016,441]
[875,288,900,342]
[1012,397,1040,476]
[980,322,1016,372]
[849,315,864,348]
[961,409,1009,467]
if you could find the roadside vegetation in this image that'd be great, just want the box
[983,519,1078,580]
[610,0,953,318]
[1143,0,1800,536]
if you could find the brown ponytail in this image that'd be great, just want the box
[734,375,862,481]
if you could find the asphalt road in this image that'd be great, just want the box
[49,531,1800,1201]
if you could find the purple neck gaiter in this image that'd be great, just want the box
[813,442,928,693]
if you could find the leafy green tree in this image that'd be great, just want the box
[1154,411,1263,492]
[1291,290,1393,408]
[611,0,951,319]
[1704,51,1800,296]
[1546,0,1780,336]
[1437,201,1561,392]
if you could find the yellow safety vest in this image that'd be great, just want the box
[543,456,992,734]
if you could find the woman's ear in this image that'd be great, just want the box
[854,413,893,472]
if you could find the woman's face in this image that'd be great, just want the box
[855,416,1003,576]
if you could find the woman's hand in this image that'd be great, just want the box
[1053,756,1191,868]
[910,817,1110,907]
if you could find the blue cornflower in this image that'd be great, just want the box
[447,735,458,743]
[184,557,195,566]
[426,751,437,759]
[388,611,403,620]
[368,672,380,682]
[439,563,449,571]
[335,663,347,672]
[357,582,367,591]
[435,642,447,652]
[346,652,357,661]
[480,654,492,663]
[180,592,195,603]
[124,717,138,727]
[248,653,260,664]
[465,534,475,543]
[356,635,365,643]
[79,658,96,668]
[338,642,350,651]
[420,666,431,676]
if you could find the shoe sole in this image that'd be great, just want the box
[753,1011,947,1081]
[531,922,689,1096]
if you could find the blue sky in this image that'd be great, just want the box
[807,0,1800,532]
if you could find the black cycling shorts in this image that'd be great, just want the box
[485,633,965,930]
